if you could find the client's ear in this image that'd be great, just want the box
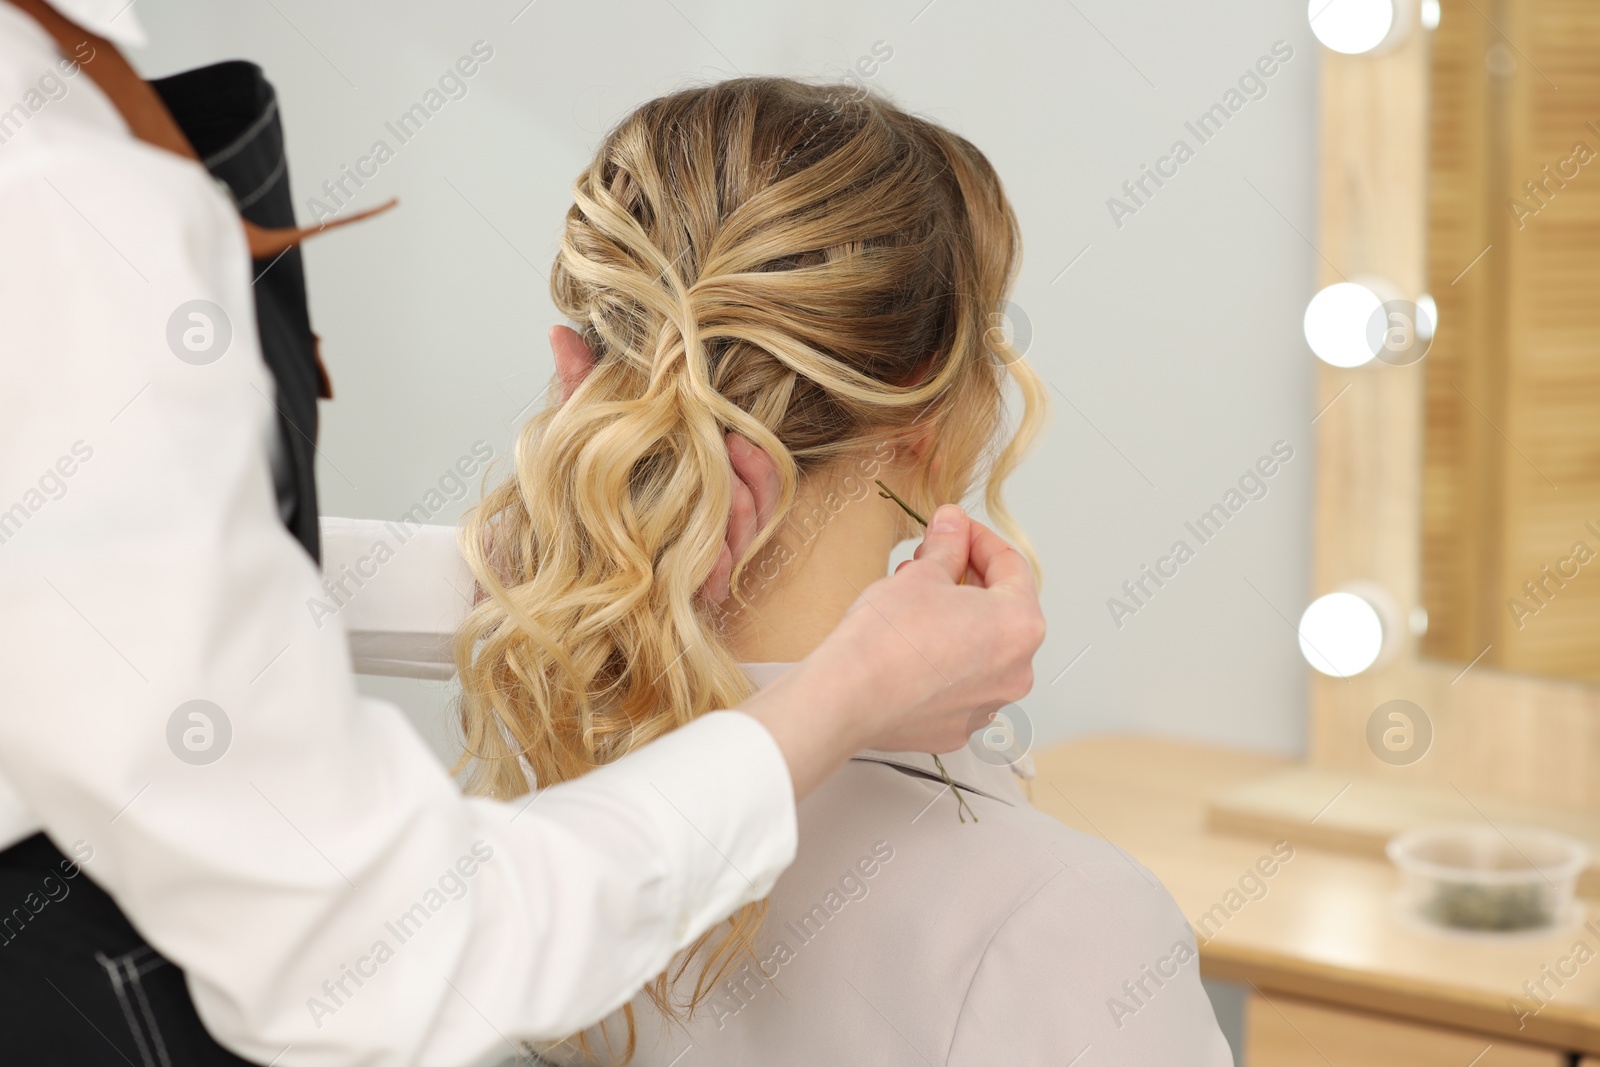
[550,325,596,400]
[898,355,939,461]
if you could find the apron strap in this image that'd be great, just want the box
[7,0,396,260]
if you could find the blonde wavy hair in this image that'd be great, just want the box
[454,77,1046,1060]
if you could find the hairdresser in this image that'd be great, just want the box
[0,2,1043,1065]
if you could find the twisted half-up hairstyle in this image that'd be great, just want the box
[455,77,1045,1060]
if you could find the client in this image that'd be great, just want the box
[455,76,1231,1066]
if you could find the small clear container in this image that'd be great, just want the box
[1387,824,1587,933]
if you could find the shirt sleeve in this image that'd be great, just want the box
[945,856,1235,1067]
[0,137,796,1067]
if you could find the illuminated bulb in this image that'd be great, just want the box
[1421,0,1440,30]
[1299,592,1385,677]
[1304,282,1384,367]
[1415,293,1438,342]
[1409,605,1430,636]
[1309,0,1396,54]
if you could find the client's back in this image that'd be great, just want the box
[456,76,1229,1065]
[557,667,1233,1065]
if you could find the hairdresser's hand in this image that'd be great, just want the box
[551,324,779,604]
[844,506,1042,751]
[741,506,1043,798]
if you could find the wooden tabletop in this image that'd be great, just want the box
[1030,736,1600,1055]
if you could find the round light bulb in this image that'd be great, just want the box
[1415,293,1438,342]
[1299,591,1385,677]
[1309,0,1397,54]
[1304,282,1385,367]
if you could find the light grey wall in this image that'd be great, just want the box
[132,0,1318,765]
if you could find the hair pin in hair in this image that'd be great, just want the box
[874,478,978,825]
[875,479,965,589]
[875,478,928,526]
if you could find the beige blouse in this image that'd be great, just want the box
[541,664,1233,1067]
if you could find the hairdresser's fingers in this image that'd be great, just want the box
[550,325,596,401]
[911,516,1031,592]
[727,433,780,532]
[903,505,972,585]
[894,555,974,584]
[963,518,1037,597]
[908,540,982,586]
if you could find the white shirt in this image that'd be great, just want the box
[0,8,797,1067]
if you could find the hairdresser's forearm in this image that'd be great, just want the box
[740,653,878,799]
[0,164,803,1065]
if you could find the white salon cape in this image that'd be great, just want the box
[0,4,796,1066]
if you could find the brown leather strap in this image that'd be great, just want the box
[8,0,395,258]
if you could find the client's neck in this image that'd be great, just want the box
[720,462,906,665]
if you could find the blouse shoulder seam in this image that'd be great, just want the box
[942,862,1074,1066]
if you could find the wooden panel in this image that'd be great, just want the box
[1245,993,1564,1066]
[1309,0,1600,809]
[1498,0,1600,678]
[1421,0,1600,682]
[1420,0,1502,659]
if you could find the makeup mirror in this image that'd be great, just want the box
[1420,0,1600,683]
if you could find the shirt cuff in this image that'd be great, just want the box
[581,710,798,945]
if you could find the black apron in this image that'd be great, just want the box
[0,62,322,1066]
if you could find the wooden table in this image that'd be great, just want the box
[1032,737,1600,1064]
